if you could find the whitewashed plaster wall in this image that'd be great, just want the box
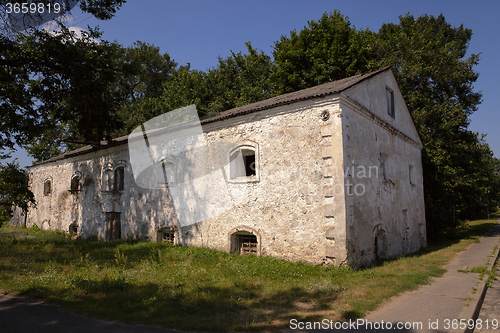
[340,71,426,267]
[27,97,346,265]
[26,71,426,267]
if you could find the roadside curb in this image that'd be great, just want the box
[459,222,500,333]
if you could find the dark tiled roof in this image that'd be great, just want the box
[200,66,391,124]
[31,66,391,167]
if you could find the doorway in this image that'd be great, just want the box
[106,212,121,241]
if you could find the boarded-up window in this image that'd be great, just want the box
[380,153,391,181]
[157,227,175,243]
[103,171,112,191]
[43,179,52,196]
[238,234,258,255]
[403,209,410,254]
[114,167,124,191]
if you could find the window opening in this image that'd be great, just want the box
[44,179,52,196]
[244,153,255,177]
[157,227,175,243]
[69,223,78,234]
[71,175,81,192]
[403,209,410,254]
[230,148,256,178]
[409,165,415,185]
[386,87,395,118]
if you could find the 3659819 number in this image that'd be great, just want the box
[443,318,499,330]
[5,2,61,14]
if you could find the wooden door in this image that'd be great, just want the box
[105,212,121,241]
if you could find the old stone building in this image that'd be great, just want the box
[26,67,426,267]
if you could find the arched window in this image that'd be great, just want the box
[229,142,259,182]
[70,172,82,193]
[102,161,126,192]
[43,178,52,196]
[229,226,261,256]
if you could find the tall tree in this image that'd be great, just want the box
[203,42,275,115]
[112,41,178,137]
[0,0,126,157]
[376,14,493,239]
[272,11,377,94]
[148,42,275,119]
[270,12,499,239]
[0,162,35,221]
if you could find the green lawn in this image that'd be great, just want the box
[0,216,498,331]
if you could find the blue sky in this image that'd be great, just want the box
[7,0,500,167]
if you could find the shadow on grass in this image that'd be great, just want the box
[2,219,499,331]
[17,279,340,332]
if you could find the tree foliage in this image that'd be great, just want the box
[0,162,35,220]
[376,14,497,239]
[272,11,377,94]
[1,0,126,157]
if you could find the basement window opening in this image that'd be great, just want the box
[237,234,258,255]
[157,227,175,244]
[69,223,78,234]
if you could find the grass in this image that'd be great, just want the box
[0,216,498,332]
